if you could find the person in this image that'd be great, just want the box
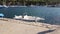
[22,12,27,18]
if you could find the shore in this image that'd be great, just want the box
[0,18,59,34]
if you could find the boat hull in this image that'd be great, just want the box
[14,15,45,22]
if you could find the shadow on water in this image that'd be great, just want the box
[37,29,55,34]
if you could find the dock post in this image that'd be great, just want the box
[35,17,37,23]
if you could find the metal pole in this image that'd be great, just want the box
[35,16,37,23]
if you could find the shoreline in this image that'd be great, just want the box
[0,18,60,34]
[0,18,59,29]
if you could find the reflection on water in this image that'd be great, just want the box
[0,6,60,25]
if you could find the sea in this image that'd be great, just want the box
[0,6,60,25]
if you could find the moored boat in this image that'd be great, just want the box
[14,15,45,21]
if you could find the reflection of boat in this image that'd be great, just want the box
[14,15,45,21]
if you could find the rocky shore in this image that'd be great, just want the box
[0,18,60,34]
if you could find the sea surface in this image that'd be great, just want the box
[0,6,60,25]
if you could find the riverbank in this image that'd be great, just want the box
[0,18,59,34]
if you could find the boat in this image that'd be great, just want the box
[0,13,4,19]
[14,15,45,21]
[0,13,4,17]
[3,5,9,8]
[9,5,27,7]
[0,5,9,8]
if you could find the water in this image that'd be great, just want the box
[0,6,60,25]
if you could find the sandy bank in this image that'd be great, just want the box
[0,18,59,34]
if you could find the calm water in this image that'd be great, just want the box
[0,6,60,25]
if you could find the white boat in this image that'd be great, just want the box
[14,15,45,21]
[3,5,9,8]
[0,13,4,19]
[0,5,9,8]
[9,5,27,7]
